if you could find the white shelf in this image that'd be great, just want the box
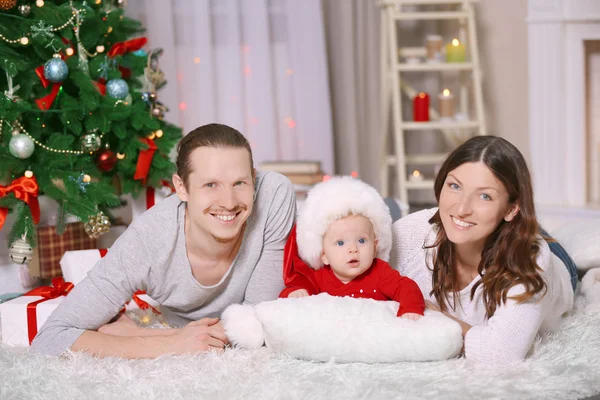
[387,153,448,165]
[392,11,468,20]
[401,121,480,130]
[405,180,435,189]
[397,62,473,71]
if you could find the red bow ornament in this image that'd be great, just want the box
[0,176,40,230]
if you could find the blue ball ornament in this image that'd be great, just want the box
[44,57,69,83]
[106,79,129,100]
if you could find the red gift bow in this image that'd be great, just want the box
[145,180,175,209]
[107,37,147,58]
[25,277,74,344]
[95,249,160,315]
[133,138,157,184]
[0,176,40,230]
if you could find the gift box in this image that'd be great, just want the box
[60,248,160,311]
[0,278,72,347]
[60,249,107,285]
[37,222,97,279]
[131,184,175,221]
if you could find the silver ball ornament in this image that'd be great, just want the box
[9,134,35,159]
[151,107,163,118]
[44,57,69,83]
[18,4,31,16]
[9,238,33,264]
[106,79,129,100]
[80,133,102,153]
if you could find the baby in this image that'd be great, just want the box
[280,176,425,320]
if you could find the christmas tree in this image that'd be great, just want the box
[0,0,181,260]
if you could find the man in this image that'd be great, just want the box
[31,123,296,358]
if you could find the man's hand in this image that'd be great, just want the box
[288,289,310,298]
[401,312,422,321]
[165,317,229,355]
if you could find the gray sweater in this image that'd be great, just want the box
[31,171,296,356]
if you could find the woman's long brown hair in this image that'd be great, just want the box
[427,136,547,318]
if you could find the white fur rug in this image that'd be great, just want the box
[1,295,599,400]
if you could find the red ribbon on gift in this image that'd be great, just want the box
[107,37,147,58]
[145,180,175,209]
[133,138,157,184]
[25,277,74,344]
[131,290,160,315]
[0,176,40,230]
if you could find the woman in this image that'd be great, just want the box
[391,135,575,364]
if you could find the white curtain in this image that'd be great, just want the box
[125,0,335,175]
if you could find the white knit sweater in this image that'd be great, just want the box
[391,208,574,365]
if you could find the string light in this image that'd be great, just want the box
[82,174,91,182]
[116,153,125,159]
[36,0,44,7]
[147,132,156,140]
[1,9,80,45]
[66,48,74,56]
[155,129,163,138]
[96,45,105,53]
[10,120,104,155]
[24,170,34,178]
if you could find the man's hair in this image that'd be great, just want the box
[176,123,254,188]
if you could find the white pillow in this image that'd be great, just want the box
[551,220,600,271]
[222,293,463,363]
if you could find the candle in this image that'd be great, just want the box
[425,35,443,62]
[438,89,455,119]
[446,38,466,63]
[413,92,430,122]
[409,170,424,182]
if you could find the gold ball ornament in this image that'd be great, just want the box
[9,238,33,264]
[0,0,17,11]
[84,212,111,239]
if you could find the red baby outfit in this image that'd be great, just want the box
[279,226,425,317]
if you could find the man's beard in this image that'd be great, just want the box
[211,232,239,244]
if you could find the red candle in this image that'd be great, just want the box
[413,92,430,122]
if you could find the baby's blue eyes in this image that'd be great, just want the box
[336,238,367,246]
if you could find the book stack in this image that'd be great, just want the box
[259,161,324,186]
[259,161,325,209]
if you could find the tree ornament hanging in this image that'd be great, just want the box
[96,149,118,171]
[80,133,101,153]
[44,55,69,83]
[9,133,35,159]
[9,236,33,264]
[0,0,17,11]
[18,4,31,16]
[84,211,111,238]
[106,79,129,99]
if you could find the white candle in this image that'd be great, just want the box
[438,89,455,119]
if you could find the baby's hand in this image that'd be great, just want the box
[401,313,422,321]
[288,289,309,298]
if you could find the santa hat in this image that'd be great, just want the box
[296,176,392,270]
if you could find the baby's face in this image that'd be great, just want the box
[321,215,377,283]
